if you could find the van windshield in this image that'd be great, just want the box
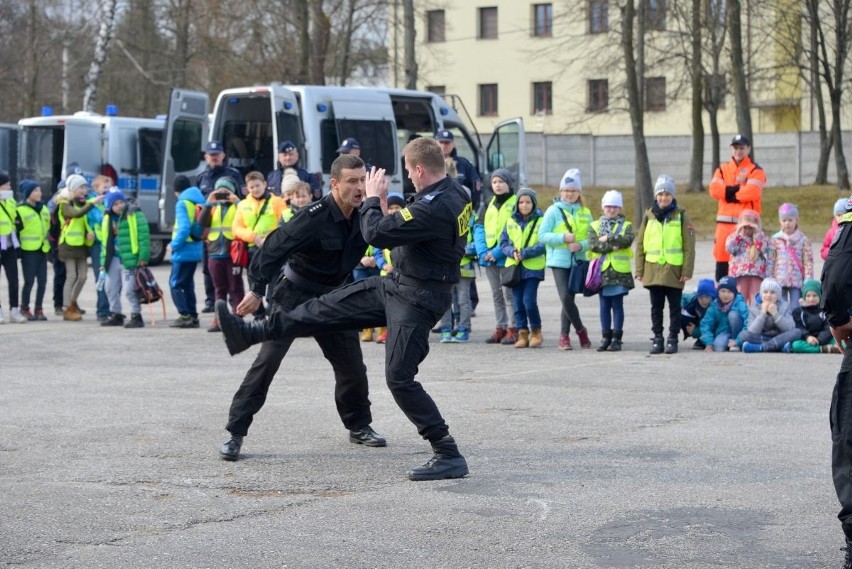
[19,126,62,196]
[320,119,396,174]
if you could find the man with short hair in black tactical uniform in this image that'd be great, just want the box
[218,154,385,462]
[822,195,852,569]
[218,137,471,481]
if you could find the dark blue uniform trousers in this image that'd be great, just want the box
[832,350,852,541]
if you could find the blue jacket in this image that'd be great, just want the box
[169,187,205,263]
[86,191,105,242]
[500,209,546,281]
[538,200,593,269]
[195,165,246,198]
[700,293,750,345]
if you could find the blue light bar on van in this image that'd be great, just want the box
[316,104,328,112]
[228,98,240,104]
[284,101,293,110]
[41,106,53,117]
[439,107,449,116]
[106,104,118,116]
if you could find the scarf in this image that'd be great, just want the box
[651,199,678,222]
[717,297,734,314]
[493,191,513,208]
[598,213,625,236]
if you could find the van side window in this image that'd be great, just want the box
[170,119,203,172]
[320,119,396,175]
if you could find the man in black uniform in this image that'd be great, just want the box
[218,137,472,481]
[218,154,385,461]
[822,196,852,568]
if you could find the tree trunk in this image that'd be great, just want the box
[296,0,310,83]
[173,0,192,87]
[622,0,653,221]
[689,0,704,192]
[403,0,416,90]
[26,0,39,117]
[338,0,357,86]
[830,91,850,189]
[727,0,753,156]
[709,106,721,172]
[83,0,119,113]
[807,0,832,184]
[309,0,330,84]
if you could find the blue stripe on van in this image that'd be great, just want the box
[139,178,159,191]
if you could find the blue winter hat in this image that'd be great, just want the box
[18,179,40,201]
[696,278,716,299]
[718,275,738,294]
[104,188,127,210]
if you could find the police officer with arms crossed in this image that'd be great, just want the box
[218,154,385,461]
[822,195,852,569]
[267,141,323,200]
[217,137,471,481]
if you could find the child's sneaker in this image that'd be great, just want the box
[375,329,388,344]
[782,342,792,353]
[19,306,33,320]
[452,328,470,343]
[9,307,26,323]
[440,328,454,343]
[728,345,741,352]
[742,341,764,353]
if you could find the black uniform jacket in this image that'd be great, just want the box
[822,213,852,327]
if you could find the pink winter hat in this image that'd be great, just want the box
[778,203,799,219]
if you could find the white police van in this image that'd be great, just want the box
[0,123,17,182]
[17,90,208,264]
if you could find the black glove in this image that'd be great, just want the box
[724,185,740,203]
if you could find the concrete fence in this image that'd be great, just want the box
[524,131,852,189]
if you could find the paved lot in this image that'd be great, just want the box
[0,240,843,568]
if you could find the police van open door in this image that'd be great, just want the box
[486,118,526,187]
[62,118,103,183]
[160,89,208,231]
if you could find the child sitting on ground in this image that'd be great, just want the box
[788,278,840,353]
[680,278,716,349]
[700,276,749,352]
[738,277,802,353]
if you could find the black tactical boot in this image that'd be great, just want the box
[842,540,852,569]
[609,330,623,351]
[219,433,243,461]
[665,337,679,354]
[217,300,269,355]
[100,313,125,327]
[349,425,387,447]
[596,330,612,352]
[407,435,469,481]
[650,336,664,354]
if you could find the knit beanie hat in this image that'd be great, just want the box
[104,189,127,210]
[718,275,738,294]
[18,179,40,201]
[760,277,782,295]
[696,278,716,299]
[601,190,623,208]
[490,168,515,191]
[514,187,538,213]
[834,198,848,216]
[737,209,761,230]
[801,278,822,300]
[0,172,10,187]
[560,168,581,191]
[778,203,799,219]
[654,174,676,196]
[65,174,88,193]
[387,192,406,209]
[214,176,237,194]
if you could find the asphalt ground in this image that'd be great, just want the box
[0,240,843,568]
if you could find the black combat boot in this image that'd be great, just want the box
[407,435,469,481]
[664,337,679,354]
[650,336,664,354]
[217,300,270,355]
[842,540,852,569]
[596,330,612,352]
[100,313,125,327]
[609,330,623,352]
[219,433,243,461]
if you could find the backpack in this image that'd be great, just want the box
[135,266,167,325]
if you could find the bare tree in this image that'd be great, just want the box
[403,0,416,89]
[805,1,833,184]
[82,0,119,112]
[688,0,703,192]
[310,0,330,84]
[726,0,753,153]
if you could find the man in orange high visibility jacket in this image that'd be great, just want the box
[708,134,765,282]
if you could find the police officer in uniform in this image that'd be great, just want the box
[267,141,322,200]
[195,141,246,312]
[822,195,852,568]
[217,137,471,481]
[218,154,385,461]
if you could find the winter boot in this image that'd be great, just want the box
[609,330,623,352]
[217,300,271,356]
[486,327,506,344]
[597,330,612,352]
[124,313,144,328]
[100,313,125,327]
[407,435,469,481]
[501,327,519,345]
[576,327,592,349]
[664,337,679,354]
[529,328,543,348]
[559,334,572,350]
[514,329,530,348]
[359,328,373,342]
[63,304,82,321]
[650,336,664,354]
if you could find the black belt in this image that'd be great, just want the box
[394,272,453,294]
[282,263,338,295]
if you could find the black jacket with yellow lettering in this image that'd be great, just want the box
[361,176,472,284]
[822,211,852,327]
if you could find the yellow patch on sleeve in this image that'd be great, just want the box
[400,208,414,222]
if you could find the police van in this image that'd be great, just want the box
[0,123,17,183]
[17,90,208,265]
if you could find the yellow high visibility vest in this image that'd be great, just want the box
[18,204,50,252]
[503,217,545,270]
[208,204,237,241]
[588,219,633,272]
[643,212,684,266]
[59,203,92,247]
[0,197,16,237]
[483,195,517,248]
[172,201,198,242]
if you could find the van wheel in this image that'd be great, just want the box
[148,240,167,266]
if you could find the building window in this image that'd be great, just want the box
[479,7,498,39]
[589,0,608,33]
[703,74,726,110]
[479,84,498,116]
[533,4,553,37]
[588,79,608,112]
[645,77,666,111]
[645,0,666,31]
[427,85,446,96]
[427,10,445,43]
[532,82,553,114]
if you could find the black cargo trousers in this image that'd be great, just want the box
[267,273,453,442]
[832,350,852,540]
[225,278,372,437]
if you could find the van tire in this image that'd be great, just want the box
[148,239,167,266]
